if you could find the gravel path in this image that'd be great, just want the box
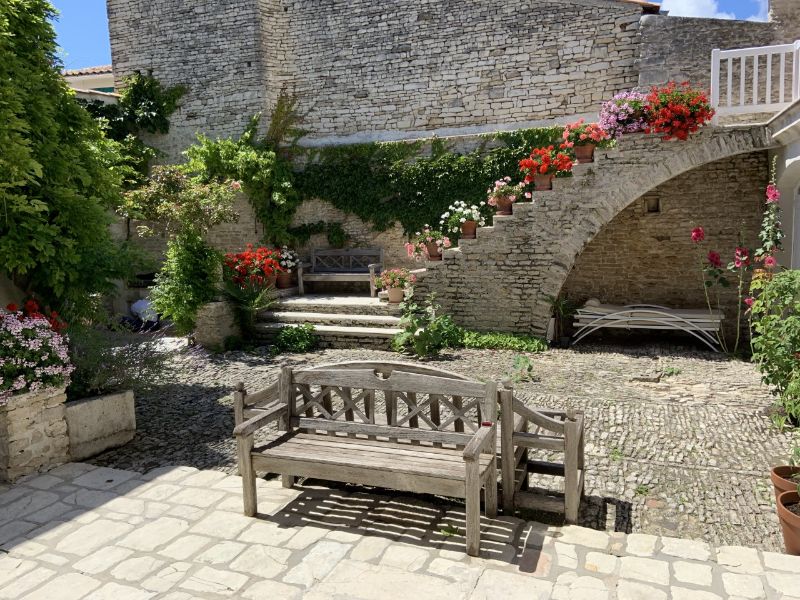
[91,340,799,551]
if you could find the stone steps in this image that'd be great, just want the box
[253,322,401,350]
[261,311,402,327]
[263,294,402,316]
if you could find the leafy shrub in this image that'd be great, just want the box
[750,269,800,426]
[273,324,319,354]
[0,307,74,402]
[462,331,548,353]
[66,325,168,401]
[392,296,464,357]
[151,233,221,334]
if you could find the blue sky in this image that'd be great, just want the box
[50,0,770,70]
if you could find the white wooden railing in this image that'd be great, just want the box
[711,41,800,123]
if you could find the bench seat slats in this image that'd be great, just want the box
[253,432,491,481]
[301,273,372,281]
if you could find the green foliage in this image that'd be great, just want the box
[66,325,169,401]
[286,221,350,247]
[750,270,800,426]
[185,110,299,245]
[462,331,548,353]
[297,127,563,235]
[221,276,276,333]
[272,323,319,354]
[662,366,682,378]
[122,165,238,236]
[150,233,221,334]
[0,0,138,317]
[507,354,538,383]
[392,295,464,357]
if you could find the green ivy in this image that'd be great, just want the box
[297,127,563,235]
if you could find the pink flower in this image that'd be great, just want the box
[766,184,780,204]
[231,181,242,191]
[691,227,705,243]
[707,251,722,269]
[524,192,532,199]
[404,242,415,258]
[763,255,777,269]
[744,297,754,308]
[734,247,750,268]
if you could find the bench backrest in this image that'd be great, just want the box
[311,248,382,273]
[279,361,497,446]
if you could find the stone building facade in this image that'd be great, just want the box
[106,0,799,334]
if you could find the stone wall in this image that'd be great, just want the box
[0,388,69,482]
[561,152,768,334]
[194,301,240,350]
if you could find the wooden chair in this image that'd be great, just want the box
[499,387,585,523]
[233,361,498,556]
[297,248,383,297]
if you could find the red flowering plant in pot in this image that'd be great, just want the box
[222,245,283,330]
[560,119,610,164]
[645,82,715,141]
[519,146,573,191]
[486,177,529,216]
[405,226,452,262]
[375,269,416,304]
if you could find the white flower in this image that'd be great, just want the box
[460,217,466,223]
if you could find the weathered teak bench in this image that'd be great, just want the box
[572,302,724,352]
[297,248,383,297]
[499,387,585,523]
[233,361,498,556]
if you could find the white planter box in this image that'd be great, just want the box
[66,390,136,461]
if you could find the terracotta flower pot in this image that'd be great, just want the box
[533,173,555,191]
[460,220,478,239]
[495,197,513,215]
[387,287,405,304]
[574,144,596,164]
[265,275,277,288]
[425,242,442,261]
[777,490,800,555]
[276,271,293,289]
[771,466,800,501]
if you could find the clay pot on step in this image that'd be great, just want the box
[387,287,405,304]
[276,271,293,289]
[460,220,478,239]
[533,173,555,191]
[495,196,513,216]
[574,144,596,164]
[771,466,800,501]
[777,490,800,555]
[425,242,442,261]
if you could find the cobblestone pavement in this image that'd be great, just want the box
[90,341,800,551]
[1,464,799,600]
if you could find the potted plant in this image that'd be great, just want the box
[277,246,300,289]
[771,446,800,500]
[519,146,573,191]
[545,294,576,348]
[440,201,487,240]
[376,269,416,304]
[778,487,800,555]
[644,82,715,141]
[599,90,649,138]
[487,177,529,216]
[405,226,452,262]
[561,119,610,164]
[222,245,282,330]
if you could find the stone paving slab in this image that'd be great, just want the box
[2,463,800,600]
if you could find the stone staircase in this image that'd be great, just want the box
[254,295,403,349]
[412,125,774,336]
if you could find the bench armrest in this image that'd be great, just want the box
[233,402,287,437]
[462,424,496,462]
[368,262,382,270]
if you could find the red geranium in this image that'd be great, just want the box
[5,299,67,332]
[519,146,574,180]
[223,244,283,290]
[645,82,715,141]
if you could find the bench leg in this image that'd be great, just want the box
[485,457,498,519]
[564,419,580,524]
[465,461,481,557]
[297,267,305,296]
[237,436,257,517]
[282,474,295,489]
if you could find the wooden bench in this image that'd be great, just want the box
[297,248,383,297]
[233,361,499,556]
[499,387,585,522]
[572,302,724,352]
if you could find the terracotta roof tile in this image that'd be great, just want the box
[63,65,113,77]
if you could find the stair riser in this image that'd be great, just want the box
[263,303,401,317]
[260,315,401,328]
[253,329,394,350]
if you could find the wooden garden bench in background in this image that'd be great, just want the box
[233,361,498,556]
[297,248,383,297]
[499,387,585,523]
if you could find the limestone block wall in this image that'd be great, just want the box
[194,302,240,350]
[561,152,768,330]
[0,388,69,482]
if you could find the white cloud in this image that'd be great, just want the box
[659,0,736,19]
[745,0,769,22]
